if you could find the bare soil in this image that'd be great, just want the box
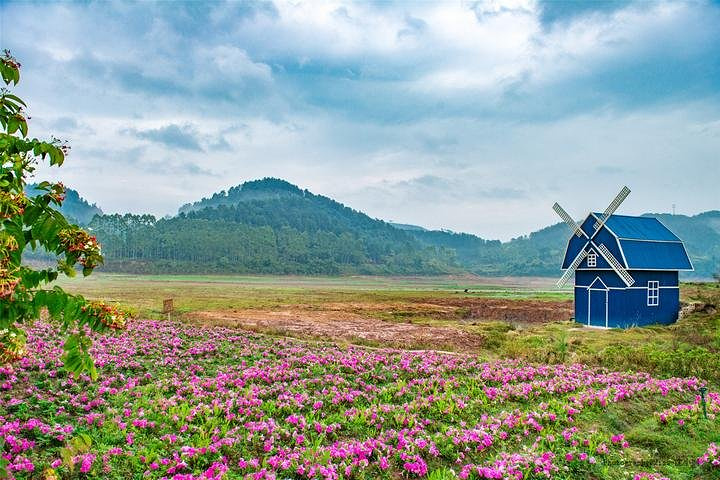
[187,297,573,352]
[427,297,573,324]
[188,309,486,352]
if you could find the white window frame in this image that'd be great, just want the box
[647,281,659,306]
[587,251,597,268]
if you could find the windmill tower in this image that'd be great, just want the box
[553,187,693,328]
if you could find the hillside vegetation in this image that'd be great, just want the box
[36,179,720,277]
[90,179,455,275]
[409,213,720,278]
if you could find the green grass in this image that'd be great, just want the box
[572,393,720,478]
[53,273,570,318]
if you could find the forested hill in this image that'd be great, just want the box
[406,212,720,279]
[89,178,458,275]
[26,184,102,225]
[178,178,306,214]
[48,178,718,278]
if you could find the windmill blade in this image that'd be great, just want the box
[557,249,588,288]
[553,202,586,238]
[593,186,630,232]
[597,243,635,287]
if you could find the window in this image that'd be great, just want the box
[587,251,597,268]
[647,281,659,306]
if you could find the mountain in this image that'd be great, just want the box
[51,178,718,278]
[406,212,720,279]
[89,178,458,275]
[178,178,305,214]
[389,223,427,232]
[639,211,720,279]
[26,183,103,225]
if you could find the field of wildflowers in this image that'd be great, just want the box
[1,319,718,479]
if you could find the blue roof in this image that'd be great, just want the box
[593,213,680,241]
[561,213,693,272]
[618,239,693,270]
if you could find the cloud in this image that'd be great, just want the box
[3,0,719,238]
[397,14,428,40]
[138,158,218,177]
[390,175,527,201]
[470,1,534,21]
[205,45,272,80]
[594,165,625,175]
[537,0,631,28]
[124,124,204,151]
[35,116,96,136]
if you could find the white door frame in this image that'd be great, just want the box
[587,277,609,328]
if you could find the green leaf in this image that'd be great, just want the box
[89,363,98,382]
[47,145,64,166]
[71,433,92,451]
[63,333,79,352]
[60,447,74,471]
[7,115,18,134]
[45,290,66,318]
[63,296,79,320]
[3,93,26,107]
[0,454,7,478]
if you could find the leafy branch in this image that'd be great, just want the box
[0,50,126,379]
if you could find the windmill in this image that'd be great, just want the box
[553,186,635,288]
[554,186,692,328]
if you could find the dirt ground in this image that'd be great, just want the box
[427,297,573,324]
[187,297,573,353]
[189,309,488,352]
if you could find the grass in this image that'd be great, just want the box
[53,273,569,320]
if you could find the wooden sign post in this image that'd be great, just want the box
[163,299,174,320]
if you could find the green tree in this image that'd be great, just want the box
[0,51,124,379]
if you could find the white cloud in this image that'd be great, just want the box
[201,45,273,81]
[3,0,719,239]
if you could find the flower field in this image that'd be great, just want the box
[1,320,718,480]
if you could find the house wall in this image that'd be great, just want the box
[574,270,679,328]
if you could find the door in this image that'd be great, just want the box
[588,288,608,327]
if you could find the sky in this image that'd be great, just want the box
[1,0,719,240]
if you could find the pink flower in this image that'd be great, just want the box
[79,453,96,473]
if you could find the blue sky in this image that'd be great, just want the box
[2,0,719,239]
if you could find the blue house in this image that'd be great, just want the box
[560,213,693,328]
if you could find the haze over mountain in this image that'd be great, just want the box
[41,179,719,278]
[26,183,103,225]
